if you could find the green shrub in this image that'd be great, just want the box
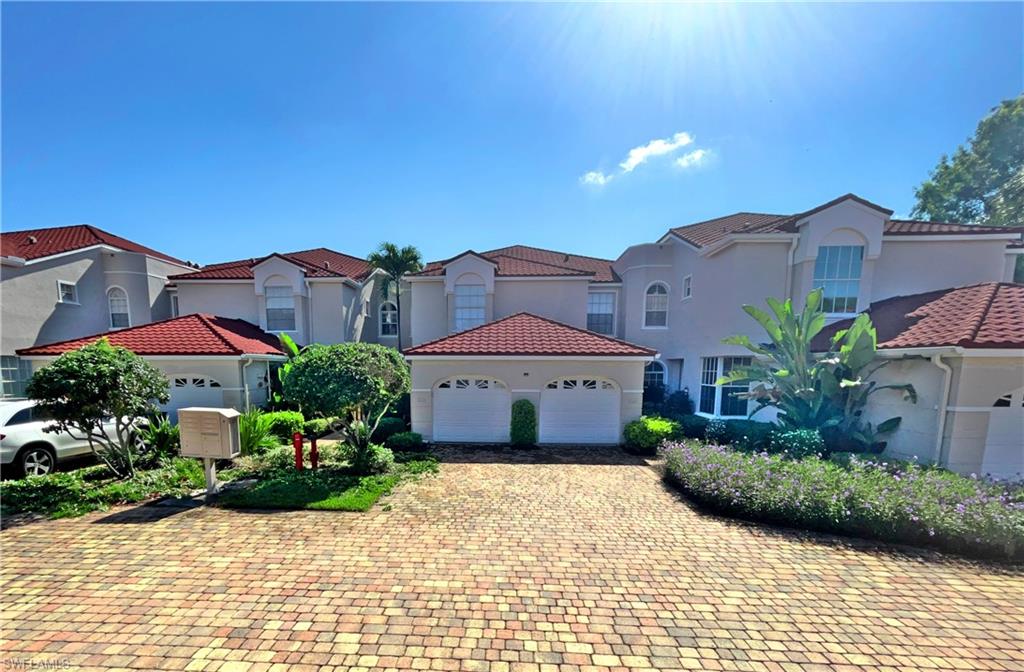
[239,409,279,456]
[624,416,677,455]
[704,419,730,444]
[387,431,423,450]
[345,443,395,475]
[726,419,775,452]
[662,442,1024,561]
[677,414,709,439]
[662,390,695,417]
[373,416,407,444]
[264,410,304,442]
[769,429,826,459]
[302,418,331,438]
[138,413,180,465]
[510,399,537,447]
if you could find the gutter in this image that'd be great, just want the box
[784,236,799,300]
[931,354,953,466]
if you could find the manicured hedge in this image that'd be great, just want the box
[373,416,407,444]
[662,441,1024,561]
[624,416,676,455]
[510,399,537,447]
[264,410,305,442]
[387,431,424,451]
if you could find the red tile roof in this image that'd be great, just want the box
[814,283,1024,351]
[169,248,373,281]
[17,314,285,357]
[666,194,1024,249]
[403,312,656,357]
[412,245,619,282]
[0,224,186,265]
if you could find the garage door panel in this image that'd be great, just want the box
[540,378,621,444]
[165,376,224,421]
[432,378,510,443]
[982,404,1024,480]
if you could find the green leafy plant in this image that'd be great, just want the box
[239,408,279,456]
[387,431,423,451]
[373,416,407,444]
[726,419,775,452]
[302,417,333,438]
[367,242,424,350]
[677,414,709,439]
[624,416,676,455]
[342,443,395,475]
[281,343,410,474]
[137,413,181,466]
[704,419,730,444]
[27,339,170,478]
[768,429,825,459]
[718,288,916,452]
[510,399,537,447]
[263,410,305,442]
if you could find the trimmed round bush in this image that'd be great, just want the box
[373,416,407,444]
[704,419,730,444]
[510,399,537,447]
[624,416,677,455]
[726,419,775,452]
[265,410,305,442]
[302,418,332,438]
[678,414,709,439]
[345,443,395,475]
[387,431,424,451]
[769,429,825,458]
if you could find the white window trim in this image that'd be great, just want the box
[586,291,617,336]
[697,356,752,418]
[453,282,487,333]
[106,285,131,330]
[56,280,79,305]
[642,281,670,330]
[681,275,692,301]
[379,301,399,339]
[170,293,180,318]
[264,284,297,333]
[813,244,864,316]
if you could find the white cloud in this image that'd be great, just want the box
[619,131,693,173]
[675,148,709,169]
[580,170,613,186]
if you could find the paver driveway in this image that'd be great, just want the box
[2,447,1023,672]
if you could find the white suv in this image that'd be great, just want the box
[0,400,102,477]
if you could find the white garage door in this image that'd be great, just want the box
[981,390,1024,480]
[432,377,510,443]
[540,377,621,444]
[165,376,224,421]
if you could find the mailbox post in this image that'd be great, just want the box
[178,407,242,496]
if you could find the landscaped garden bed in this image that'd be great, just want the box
[662,440,1024,561]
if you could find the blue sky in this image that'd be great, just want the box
[3,2,1021,265]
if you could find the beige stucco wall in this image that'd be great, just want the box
[409,358,647,443]
[492,279,591,328]
[175,282,261,326]
[872,239,1009,302]
[864,357,944,463]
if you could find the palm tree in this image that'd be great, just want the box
[367,242,423,350]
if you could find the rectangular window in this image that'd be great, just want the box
[0,356,33,399]
[170,294,180,318]
[682,275,692,299]
[454,284,486,332]
[587,292,615,335]
[813,245,863,314]
[265,286,296,331]
[57,281,77,304]
[699,356,752,416]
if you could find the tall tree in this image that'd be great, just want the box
[912,95,1023,227]
[367,242,423,350]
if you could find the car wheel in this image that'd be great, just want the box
[18,445,56,477]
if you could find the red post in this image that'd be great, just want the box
[293,432,304,470]
[310,437,319,470]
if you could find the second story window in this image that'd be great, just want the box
[644,282,669,328]
[587,292,615,335]
[814,245,863,314]
[107,287,130,329]
[170,294,180,318]
[57,281,78,304]
[682,275,692,300]
[454,283,485,332]
[380,301,398,337]
[265,285,296,332]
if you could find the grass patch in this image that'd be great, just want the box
[662,440,1024,561]
[1,458,208,519]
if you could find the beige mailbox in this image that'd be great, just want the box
[179,407,241,460]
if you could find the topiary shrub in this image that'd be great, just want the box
[387,431,424,451]
[726,419,775,452]
[302,418,332,438]
[624,416,677,455]
[678,414,709,439]
[704,418,730,444]
[373,416,407,444]
[510,399,537,447]
[769,429,826,459]
[264,410,305,442]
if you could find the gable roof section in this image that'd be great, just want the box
[403,312,656,357]
[412,244,618,282]
[0,224,186,265]
[813,283,1024,351]
[665,194,1024,249]
[17,314,285,357]
[169,248,373,281]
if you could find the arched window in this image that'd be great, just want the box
[380,301,398,337]
[454,274,486,332]
[644,361,666,388]
[107,287,130,329]
[264,280,295,332]
[644,283,669,327]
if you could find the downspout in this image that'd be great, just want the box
[305,279,314,344]
[784,236,799,300]
[242,356,255,410]
[931,354,953,465]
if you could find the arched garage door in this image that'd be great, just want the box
[432,377,510,443]
[982,389,1024,479]
[540,377,621,444]
[165,376,224,421]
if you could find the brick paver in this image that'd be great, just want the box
[2,446,1023,671]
